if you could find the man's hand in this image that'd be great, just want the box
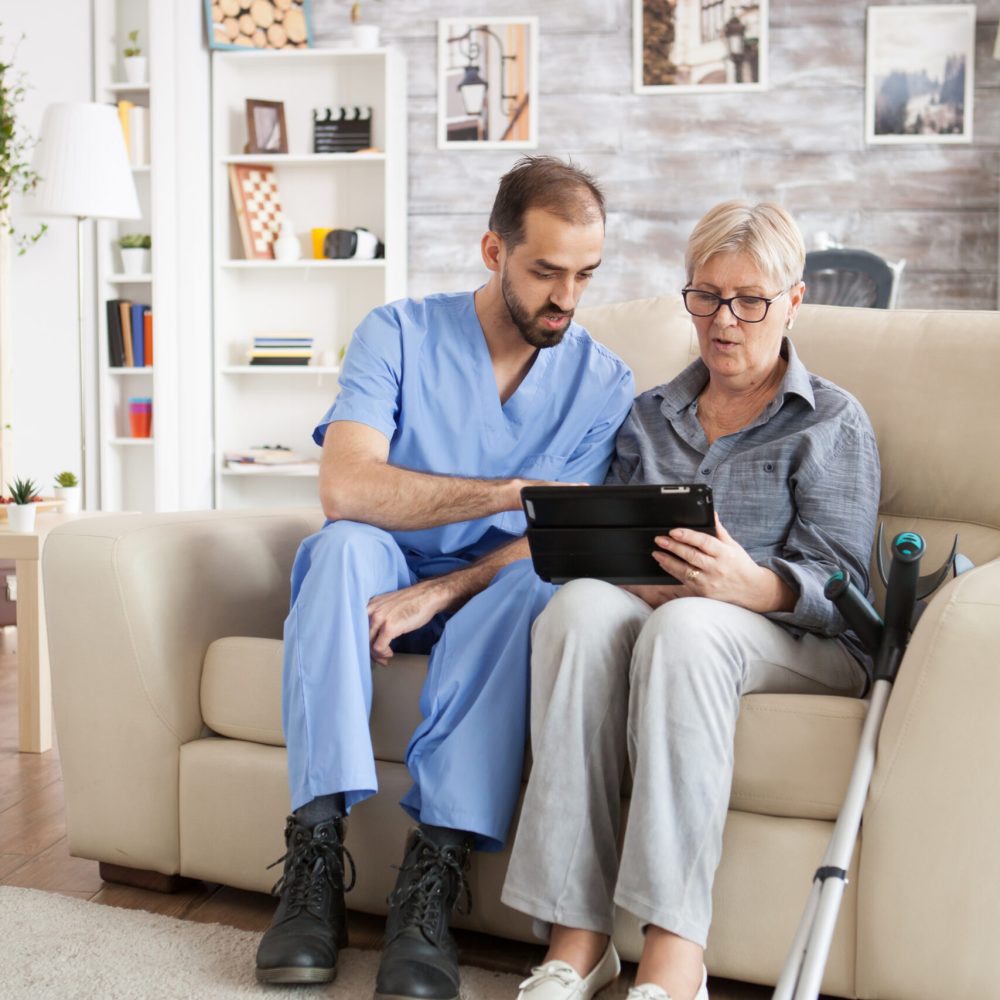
[367,577,456,666]
[649,513,796,614]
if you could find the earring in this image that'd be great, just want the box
[786,317,795,330]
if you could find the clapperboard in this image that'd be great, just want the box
[313,106,373,153]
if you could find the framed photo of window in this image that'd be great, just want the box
[633,0,768,94]
[865,4,975,145]
[437,17,539,149]
[245,99,288,155]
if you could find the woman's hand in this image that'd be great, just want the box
[619,583,686,609]
[650,514,796,614]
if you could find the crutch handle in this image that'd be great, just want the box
[824,570,883,656]
[873,532,924,683]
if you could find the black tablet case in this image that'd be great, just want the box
[522,484,715,584]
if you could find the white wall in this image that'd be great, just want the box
[5,3,94,498]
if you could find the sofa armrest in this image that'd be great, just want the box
[858,557,1000,998]
[43,508,323,874]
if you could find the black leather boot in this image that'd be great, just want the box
[255,815,355,984]
[374,826,473,1000]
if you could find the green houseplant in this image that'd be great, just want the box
[118,232,151,276]
[0,30,46,254]
[122,29,146,85]
[53,470,80,513]
[5,475,39,531]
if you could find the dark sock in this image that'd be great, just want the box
[417,823,472,851]
[295,793,346,828]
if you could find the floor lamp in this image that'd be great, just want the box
[27,103,140,510]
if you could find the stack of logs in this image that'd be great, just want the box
[210,0,309,49]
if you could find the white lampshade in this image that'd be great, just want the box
[27,102,140,220]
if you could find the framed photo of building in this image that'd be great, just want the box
[633,0,768,94]
[437,17,539,149]
[865,4,975,145]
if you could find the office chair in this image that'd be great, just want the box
[803,249,904,309]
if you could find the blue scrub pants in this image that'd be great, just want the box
[282,520,556,851]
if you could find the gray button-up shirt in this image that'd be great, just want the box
[606,338,881,669]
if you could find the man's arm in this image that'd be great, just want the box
[367,537,530,664]
[320,421,528,529]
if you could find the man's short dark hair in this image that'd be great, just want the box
[488,156,606,249]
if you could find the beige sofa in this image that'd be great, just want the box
[44,298,1000,999]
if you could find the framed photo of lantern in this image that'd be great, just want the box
[437,17,539,149]
[633,0,768,94]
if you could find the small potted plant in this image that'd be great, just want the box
[4,476,40,532]
[349,1,381,49]
[53,470,80,514]
[119,233,151,276]
[122,29,146,85]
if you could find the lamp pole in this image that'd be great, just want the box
[75,216,88,508]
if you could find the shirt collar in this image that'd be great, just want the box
[656,336,816,415]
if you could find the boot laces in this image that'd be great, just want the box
[388,833,472,941]
[267,818,356,914]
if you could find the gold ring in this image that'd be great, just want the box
[686,568,701,582]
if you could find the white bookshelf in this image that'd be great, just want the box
[211,47,407,509]
[93,0,190,512]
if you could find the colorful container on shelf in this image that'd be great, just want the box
[128,396,153,438]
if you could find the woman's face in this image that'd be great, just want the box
[687,251,804,389]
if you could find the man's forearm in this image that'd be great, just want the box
[322,459,524,530]
[423,537,532,612]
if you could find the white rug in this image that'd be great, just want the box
[0,886,523,1000]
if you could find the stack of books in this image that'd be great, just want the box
[117,100,150,167]
[249,336,313,366]
[224,446,320,474]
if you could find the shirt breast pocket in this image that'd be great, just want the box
[727,456,796,550]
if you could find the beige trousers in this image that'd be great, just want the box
[501,580,866,948]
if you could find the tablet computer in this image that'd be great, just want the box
[521,484,715,585]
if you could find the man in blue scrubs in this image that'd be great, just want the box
[256,157,634,998]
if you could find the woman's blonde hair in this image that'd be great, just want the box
[685,200,805,290]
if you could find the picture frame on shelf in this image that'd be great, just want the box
[228,163,284,259]
[633,0,768,94]
[865,3,975,145]
[205,0,314,51]
[245,99,288,154]
[437,17,538,149]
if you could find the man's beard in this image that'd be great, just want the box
[501,269,573,349]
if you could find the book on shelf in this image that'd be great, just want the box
[127,105,149,167]
[106,299,125,368]
[119,301,134,367]
[130,302,145,367]
[116,100,149,166]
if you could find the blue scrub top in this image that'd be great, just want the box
[315,291,634,561]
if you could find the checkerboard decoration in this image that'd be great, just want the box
[228,163,284,260]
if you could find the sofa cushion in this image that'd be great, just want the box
[202,637,427,755]
[202,636,865,821]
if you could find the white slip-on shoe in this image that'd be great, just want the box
[517,941,621,1000]
[625,965,709,1000]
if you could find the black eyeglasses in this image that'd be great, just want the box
[681,287,789,324]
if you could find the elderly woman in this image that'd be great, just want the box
[501,202,880,1000]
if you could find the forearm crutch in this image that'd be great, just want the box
[772,529,961,1000]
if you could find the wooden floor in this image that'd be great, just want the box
[0,625,780,999]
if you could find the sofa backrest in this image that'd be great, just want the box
[577,296,1000,593]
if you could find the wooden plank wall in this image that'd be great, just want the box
[313,1,1000,310]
